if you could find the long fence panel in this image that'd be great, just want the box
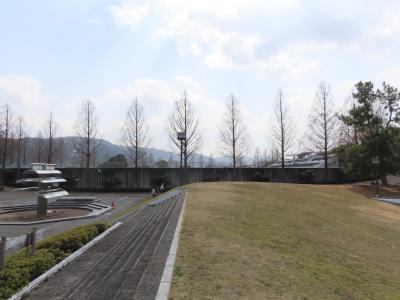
[4,167,368,190]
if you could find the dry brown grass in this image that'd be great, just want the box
[170,182,400,300]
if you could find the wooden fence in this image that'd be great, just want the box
[4,167,368,190]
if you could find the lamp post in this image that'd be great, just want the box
[177,131,186,186]
[372,156,380,198]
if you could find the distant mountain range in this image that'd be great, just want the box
[90,137,232,167]
[12,136,233,168]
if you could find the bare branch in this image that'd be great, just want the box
[121,98,150,168]
[270,89,296,168]
[42,112,58,163]
[167,91,202,167]
[305,82,339,169]
[73,99,102,185]
[219,94,249,168]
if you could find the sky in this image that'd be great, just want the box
[0,0,400,156]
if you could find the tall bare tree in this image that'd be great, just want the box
[16,116,26,178]
[220,95,249,169]
[8,132,16,166]
[167,91,202,168]
[199,153,204,168]
[0,104,13,188]
[208,153,214,167]
[253,147,261,168]
[21,126,29,167]
[271,89,295,169]
[121,98,150,168]
[57,136,65,167]
[74,99,101,186]
[306,82,339,172]
[1,104,13,170]
[33,130,44,162]
[338,94,358,145]
[43,112,58,163]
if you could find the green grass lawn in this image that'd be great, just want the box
[170,182,400,300]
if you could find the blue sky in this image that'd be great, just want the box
[1,0,400,155]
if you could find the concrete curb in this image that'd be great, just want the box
[155,190,188,300]
[7,221,122,300]
[0,206,113,225]
[374,197,400,205]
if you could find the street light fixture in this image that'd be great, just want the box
[372,156,380,198]
[177,131,186,186]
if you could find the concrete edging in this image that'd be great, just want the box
[374,197,400,205]
[7,221,122,300]
[155,190,188,300]
[0,206,113,225]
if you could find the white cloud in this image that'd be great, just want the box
[108,3,149,30]
[372,3,400,40]
[155,0,299,18]
[205,52,239,70]
[255,54,318,80]
[154,6,318,79]
[377,68,400,86]
[0,75,47,113]
[0,75,53,133]
[105,78,176,105]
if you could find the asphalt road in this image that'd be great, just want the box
[0,188,149,239]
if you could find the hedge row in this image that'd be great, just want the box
[0,223,110,300]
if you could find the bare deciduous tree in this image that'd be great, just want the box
[121,98,150,168]
[167,91,202,167]
[74,100,101,186]
[271,89,296,169]
[1,104,13,170]
[32,130,44,163]
[208,153,214,168]
[338,94,358,145]
[220,95,249,169]
[198,153,204,168]
[43,112,58,163]
[253,147,261,168]
[306,82,339,171]
[16,116,26,178]
[57,136,65,167]
[0,104,13,187]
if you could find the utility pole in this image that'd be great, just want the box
[372,156,380,197]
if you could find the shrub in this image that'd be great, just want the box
[0,223,110,300]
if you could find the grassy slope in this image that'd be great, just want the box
[170,182,400,300]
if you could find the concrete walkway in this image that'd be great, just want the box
[375,197,400,205]
[24,191,185,300]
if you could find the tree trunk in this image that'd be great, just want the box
[380,162,388,186]
[86,137,90,188]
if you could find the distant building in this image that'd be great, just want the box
[267,152,344,168]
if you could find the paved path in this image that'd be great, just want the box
[376,197,400,205]
[25,190,185,300]
[0,191,148,238]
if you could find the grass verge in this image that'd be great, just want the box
[0,223,109,300]
[170,182,400,299]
